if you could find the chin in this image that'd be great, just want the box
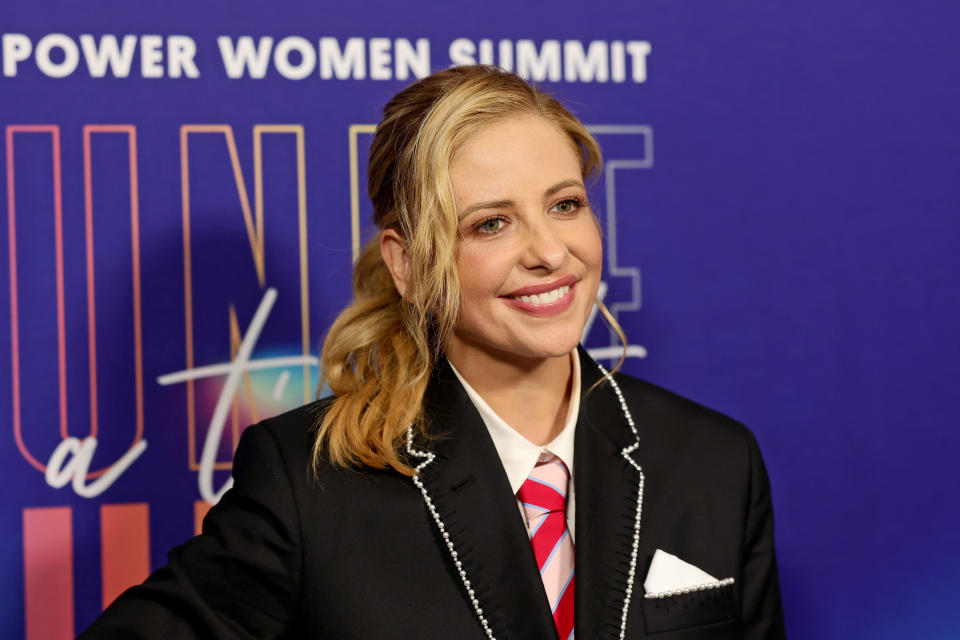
[453,316,588,363]
[512,332,582,360]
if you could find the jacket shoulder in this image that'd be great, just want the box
[242,396,406,491]
[256,396,332,441]
[607,370,758,454]
[236,397,334,483]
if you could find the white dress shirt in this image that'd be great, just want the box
[447,352,579,542]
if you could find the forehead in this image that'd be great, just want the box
[449,115,582,203]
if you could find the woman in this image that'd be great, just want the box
[80,65,785,639]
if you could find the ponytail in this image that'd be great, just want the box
[312,238,430,476]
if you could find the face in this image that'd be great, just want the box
[448,114,603,363]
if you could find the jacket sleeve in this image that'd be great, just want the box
[77,423,301,639]
[740,428,788,639]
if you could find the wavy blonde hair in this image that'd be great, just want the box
[314,65,625,476]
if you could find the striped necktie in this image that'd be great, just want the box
[517,453,575,640]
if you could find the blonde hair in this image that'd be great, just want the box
[314,65,625,476]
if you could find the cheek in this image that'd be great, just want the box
[572,220,604,271]
[458,239,520,278]
[456,246,508,302]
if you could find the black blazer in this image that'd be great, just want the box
[80,348,785,639]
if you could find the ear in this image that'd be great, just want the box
[379,228,410,297]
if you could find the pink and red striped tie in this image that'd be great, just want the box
[517,454,575,640]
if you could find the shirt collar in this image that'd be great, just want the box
[447,351,580,495]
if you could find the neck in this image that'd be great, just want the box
[446,342,575,446]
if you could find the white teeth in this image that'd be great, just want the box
[514,285,570,304]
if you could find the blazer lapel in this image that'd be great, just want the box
[574,347,646,639]
[410,359,559,640]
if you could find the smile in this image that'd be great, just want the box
[511,285,570,304]
[501,277,578,316]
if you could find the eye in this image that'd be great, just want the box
[473,214,507,235]
[551,197,589,215]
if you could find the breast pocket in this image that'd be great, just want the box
[640,581,738,635]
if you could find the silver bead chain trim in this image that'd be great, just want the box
[643,577,735,599]
[408,361,643,640]
[596,363,646,640]
[406,426,498,640]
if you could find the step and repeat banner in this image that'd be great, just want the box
[2,1,958,638]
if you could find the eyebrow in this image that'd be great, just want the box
[458,179,586,220]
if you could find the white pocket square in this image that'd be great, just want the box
[643,549,735,599]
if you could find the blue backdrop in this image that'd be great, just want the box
[2,1,958,638]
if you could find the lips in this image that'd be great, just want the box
[500,276,578,316]
[502,275,578,299]
[511,285,570,304]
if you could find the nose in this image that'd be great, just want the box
[520,218,568,272]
